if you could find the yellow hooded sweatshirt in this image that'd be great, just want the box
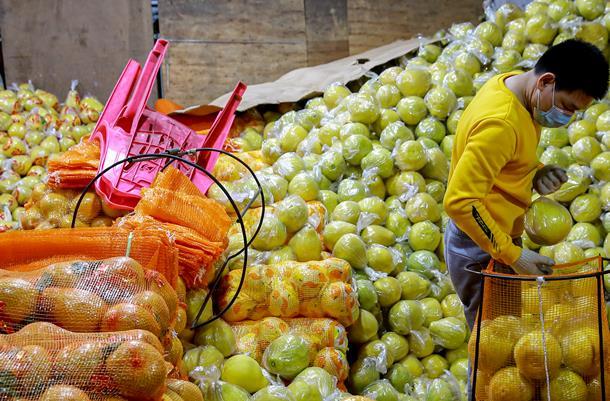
[444,71,543,265]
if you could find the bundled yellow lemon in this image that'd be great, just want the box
[217,258,358,326]
[230,316,349,383]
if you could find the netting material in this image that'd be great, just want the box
[0,227,179,287]
[0,257,178,340]
[212,151,269,182]
[470,257,610,401]
[47,138,100,189]
[116,166,231,288]
[0,322,171,401]
[217,258,359,326]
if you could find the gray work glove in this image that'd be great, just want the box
[534,165,568,195]
[511,248,554,275]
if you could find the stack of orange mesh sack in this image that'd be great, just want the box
[0,166,231,289]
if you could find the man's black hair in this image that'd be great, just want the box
[535,39,609,100]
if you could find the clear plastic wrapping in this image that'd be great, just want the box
[230,316,347,359]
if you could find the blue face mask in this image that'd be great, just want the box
[534,85,572,128]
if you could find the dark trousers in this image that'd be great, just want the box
[443,219,520,330]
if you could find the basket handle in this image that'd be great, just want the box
[197,81,246,167]
[123,39,169,131]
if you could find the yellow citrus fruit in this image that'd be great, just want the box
[561,327,600,377]
[514,330,562,380]
[0,277,37,323]
[521,285,557,315]
[541,369,587,401]
[488,367,534,401]
[491,315,525,343]
[105,340,167,400]
[544,303,573,336]
[41,287,107,332]
[166,379,204,401]
[163,389,185,401]
[54,342,104,386]
[101,303,161,338]
[39,385,91,401]
[469,321,514,372]
[130,290,171,334]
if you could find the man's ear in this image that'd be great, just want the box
[536,72,556,91]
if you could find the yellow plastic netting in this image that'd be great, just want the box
[470,257,610,401]
[217,258,358,326]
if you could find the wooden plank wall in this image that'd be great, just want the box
[0,0,482,106]
[159,0,483,106]
[348,0,483,54]
[0,0,153,102]
[159,0,308,107]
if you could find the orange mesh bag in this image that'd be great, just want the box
[47,138,100,189]
[469,256,610,401]
[229,316,349,385]
[136,188,230,244]
[116,166,231,288]
[0,322,170,401]
[117,214,224,288]
[217,258,358,326]
[0,257,178,342]
[0,227,179,286]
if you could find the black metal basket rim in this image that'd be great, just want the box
[465,257,610,281]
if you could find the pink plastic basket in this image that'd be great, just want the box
[90,39,246,210]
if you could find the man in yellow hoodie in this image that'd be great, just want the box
[444,39,609,330]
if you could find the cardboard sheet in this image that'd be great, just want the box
[170,37,435,115]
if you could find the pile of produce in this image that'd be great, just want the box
[0,81,117,231]
[1,0,610,400]
[192,0,610,400]
[0,321,199,401]
[471,276,605,401]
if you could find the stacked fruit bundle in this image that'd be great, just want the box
[0,322,200,401]
[471,259,607,401]
[177,257,361,400]
[0,81,105,231]
[0,258,184,369]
